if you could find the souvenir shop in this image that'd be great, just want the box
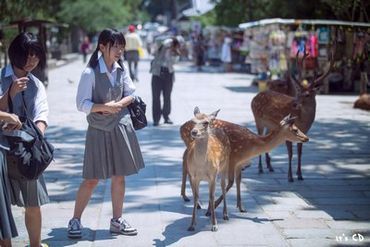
[239,18,370,94]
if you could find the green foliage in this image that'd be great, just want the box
[211,0,369,27]
[213,0,251,26]
[0,0,59,23]
[57,0,132,33]
[190,9,217,27]
[0,0,149,33]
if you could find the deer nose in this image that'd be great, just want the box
[191,129,198,137]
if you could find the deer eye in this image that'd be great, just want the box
[202,122,209,127]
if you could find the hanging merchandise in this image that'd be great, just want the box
[334,27,346,60]
[352,31,368,64]
[318,27,330,44]
[308,33,318,57]
[344,28,354,60]
[279,53,288,72]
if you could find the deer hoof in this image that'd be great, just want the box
[211,225,218,232]
[238,207,247,213]
[182,195,190,202]
[223,215,229,221]
[288,177,294,183]
[297,176,304,181]
[205,210,211,217]
[258,169,264,174]
[268,167,275,172]
[197,203,201,209]
[188,226,195,231]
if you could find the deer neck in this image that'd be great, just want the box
[298,94,317,131]
[235,129,287,164]
[193,136,209,157]
[256,129,288,154]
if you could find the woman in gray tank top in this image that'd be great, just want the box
[68,28,144,239]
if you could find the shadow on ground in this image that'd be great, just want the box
[43,117,369,244]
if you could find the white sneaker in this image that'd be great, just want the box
[67,218,82,238]
[110,218,138,236]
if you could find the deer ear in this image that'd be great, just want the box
[280,114,296,126]
[194,106,200,116]
[210,109,220,119]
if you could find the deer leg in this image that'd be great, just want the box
[297,143,304,180]
[221,174,229,220]
[256,124,264,174]
[181,149,190,202]
[286,141,294,182]
[258,155,264,174]
[236,166,246,212]
[266,153,274,172]
[209,177,218,232]
[211,167,235,212]
[265,128,274,172]
[188,177,200,231]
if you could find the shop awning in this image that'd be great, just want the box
[239,18,370,29]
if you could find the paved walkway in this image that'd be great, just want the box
[10,57,370,247]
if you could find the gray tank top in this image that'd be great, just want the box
[86,65,131,131]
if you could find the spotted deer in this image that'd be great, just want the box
[181,114,309,213]
[186,107,230,232]
[251,45,335,182]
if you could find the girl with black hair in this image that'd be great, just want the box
[68,28,144,238]
[0,32,49,247]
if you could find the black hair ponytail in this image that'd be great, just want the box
[87,28,126,69]
[87,47,100,68]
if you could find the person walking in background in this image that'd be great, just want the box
[0,111,22,247]
[193,33,206,71]
[80,36,91,63]
[221,35,232,72]
[0,32,50,247]
[124,25,142,82]
[150,37,181,126]
[68,28,145,239]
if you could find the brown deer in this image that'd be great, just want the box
[181,114,309,213]
[251,46,335,182]
[354,94,370,111]
[186,107,230,232]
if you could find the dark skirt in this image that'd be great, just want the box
[0,150,18,240]
[125,50,139,62]
[8,173,49,207]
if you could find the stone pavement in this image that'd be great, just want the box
[10,57,370,247]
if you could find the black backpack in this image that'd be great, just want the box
[4,91,54,180]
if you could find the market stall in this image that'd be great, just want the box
[239,18,370,94]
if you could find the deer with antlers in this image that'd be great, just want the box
[186,107,230,232]
[251,44,335,182]
[181,112,309,213]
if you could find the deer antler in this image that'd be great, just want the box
[311,36,337,88]
[290,47,309,90]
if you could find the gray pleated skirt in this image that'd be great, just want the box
[0,150,18,240]
[8,173,49,207]
[83,122,145,179]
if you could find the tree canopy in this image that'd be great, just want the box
[1,0,369,31]
[0,0,146,33]
[205,0,369,27]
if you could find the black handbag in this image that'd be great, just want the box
[128,96,147,130]
[5,92,54,180]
